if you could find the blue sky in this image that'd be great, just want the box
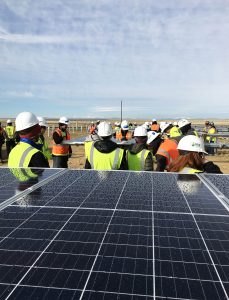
[0,0,229,119]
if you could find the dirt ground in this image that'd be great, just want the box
[1,128,229,174]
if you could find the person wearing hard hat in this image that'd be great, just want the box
[203,120,210,133]
[151,119,160,132]
[0,121,7,163]
[88,121,97,135]
[8,112,49,169]
[5,119,16,157]
[85,121,127,170]
[115,120,133,141]
[178,119,198,136]
[37,117,52,161]
[127,126,153,171]
[205,122,217,155]
[52,116,72,168]
[161,122,182,142]
[147,130,179,171]
[167,135,222,173]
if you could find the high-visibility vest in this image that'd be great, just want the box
[116,130,132,141]
[52,128,71,156]
[84,141,94,159]
[169,126,182,138]
[179,167,202,174]
[87,143,124,170]
[8,142,45,182]
[156,139,179,168]
[37,136,52,160]
[206,128,216,143]
[8,142,39,168]
[151,124,160,131]
[5,125,15,139]
[127,149,151,171]
[89,125,96,134]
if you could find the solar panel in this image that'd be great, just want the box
[0,168,228,299]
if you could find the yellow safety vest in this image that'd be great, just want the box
[84,141,94,159]
[8,142,40,181]
[88,143,124,170]
[37,136,52,160]
[170,126,182,138]
[179,167,203,174]
[206,128,216,143]
[127,149,151,171]
[5,125,15,139]
[8,142,39,168]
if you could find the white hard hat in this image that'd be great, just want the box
[121,120,129,130]
[59,116,69,125]
[98,121,113,137]
[7,119,12,124]
[178,135,208,154]
[173,121,178,126]
[152,118,157,122]
[145,121,150,126]
[134,126,147,137]
[16,112,39,131]
[160,122,172,133]
[178,119,191,129]
[147,131,161,144]
[37,116,47,127]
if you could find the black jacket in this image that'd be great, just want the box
[128,143,153,171]
[203,161,222,174]
[85,139,127,170]
[29,152,50,168]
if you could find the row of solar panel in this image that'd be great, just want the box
[0,168,228,299]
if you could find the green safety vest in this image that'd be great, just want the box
[127,149,151,171]
[179,167,203,174]
[37,136,52,160]
[5,125,15,139]
[88,143,124,170]
[170,126,182,138]
[8,142,40,182]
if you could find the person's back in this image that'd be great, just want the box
[8,112,49,169]
[167,135,222,174]
[127,126,153,171]
[178,119,198,137]
[156,138,179,171]
[85,122,126,170]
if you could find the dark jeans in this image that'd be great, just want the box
[6,139,16,156]
[52,155,68,168]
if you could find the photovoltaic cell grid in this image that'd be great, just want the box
[0,168,228,299]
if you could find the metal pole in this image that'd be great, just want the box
[121,100,122,123]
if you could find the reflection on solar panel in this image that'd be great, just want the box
[0,168,228,299]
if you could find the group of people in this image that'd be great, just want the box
[6,111,222,175]
[84,119,222,174]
